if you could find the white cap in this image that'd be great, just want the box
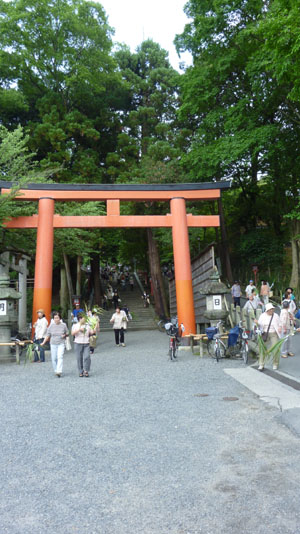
[265,303,275,312]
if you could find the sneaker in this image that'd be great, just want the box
[116,344,120,347]
[258,365,264,371]
[273,365,278,370]
[122,343,125,347]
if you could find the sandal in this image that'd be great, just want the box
[84,371,89,377]
[281,354,288,358]
[79,373,84,377]
[288,352,295,357]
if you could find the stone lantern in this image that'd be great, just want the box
[199,268,229,326]
[0,254,21,360]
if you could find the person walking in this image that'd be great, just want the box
[71,302,83,324]
[129,275,134,291]
[33,309,48,362]
[279,301,295,358]
[231,281,241,308]
[41,312,69,377]
[141,291,150,307]
[245,280,256,299]
[112,290,120,309]
[110,306,128,347]
[255,303,281,371]
[72,313,95,377]
[282,291,296,314]
[260,280,270,306]
[243,293,262,316]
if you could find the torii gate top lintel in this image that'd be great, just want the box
[0,180,231,201]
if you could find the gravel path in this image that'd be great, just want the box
[0,330,300,534]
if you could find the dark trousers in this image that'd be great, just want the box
[34,338,45,362]
[114,328,125,345]
[233,297,241,308]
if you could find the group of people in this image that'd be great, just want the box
[32,300,131,377]
[231,279,272,309]
[256,298,299,371]
[231,279,299,370]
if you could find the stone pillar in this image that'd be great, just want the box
[18,257,28,335]
[0,253,21,360]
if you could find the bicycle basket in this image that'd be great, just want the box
[205,327,218,340]
[165,322,178,336]
[227,325,241,348]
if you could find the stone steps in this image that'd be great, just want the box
[100,287,157,331]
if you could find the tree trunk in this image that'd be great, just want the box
[63,252,73,309]
[90,254,101,306]
[217,198,233,284]
[60,266,69,316]
[76,255,82,295]
[289,219,300,294]
[147,228,169,317]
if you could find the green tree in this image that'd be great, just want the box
[0,0,123,182]
[175,0,300,286]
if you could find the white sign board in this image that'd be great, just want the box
[0,300,7,315]
[213,295,222,310]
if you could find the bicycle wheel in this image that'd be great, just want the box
[241,342,248,364]
[214,342,226,361]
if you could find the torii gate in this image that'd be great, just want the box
[1,181,230,335]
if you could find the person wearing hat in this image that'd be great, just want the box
[33,309,48,362]
[245,280,256,299]
[255,303,281,370]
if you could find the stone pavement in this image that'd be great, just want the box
[0,330,300,534]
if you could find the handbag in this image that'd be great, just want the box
[65,336,72,351]
[262,314,273,342]
[89,334,97,348]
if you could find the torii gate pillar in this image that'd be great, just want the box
[171,197,196,335]
[32,198,54,324]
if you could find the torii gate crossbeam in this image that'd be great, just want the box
[1,181,231,335]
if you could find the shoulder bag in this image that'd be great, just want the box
[262,314,273,342]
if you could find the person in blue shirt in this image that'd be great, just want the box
[72,303,84,323]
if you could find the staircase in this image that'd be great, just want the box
[99,285,158,331]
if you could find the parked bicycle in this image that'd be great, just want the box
[164,317,184,361]
[206,320,249,363]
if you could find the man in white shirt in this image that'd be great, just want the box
[33,309,48,362]
[243,293,262,315]
[255,303,280,371]
[245,280,256,298]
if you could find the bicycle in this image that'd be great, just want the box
[207,320,249,363]
[207,321,227,362]
[164,317,183,361]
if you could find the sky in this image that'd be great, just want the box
[95,0,192,70]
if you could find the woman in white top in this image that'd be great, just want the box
[282,292,296,314]
[72,313,95,377]
[255,303,280,371]
[110,306,128,347]
[33,309,48,362]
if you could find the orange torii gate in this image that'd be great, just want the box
[1,181,230,335]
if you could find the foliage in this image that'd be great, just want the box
[0,124,56,227]
[257,332,288,364]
